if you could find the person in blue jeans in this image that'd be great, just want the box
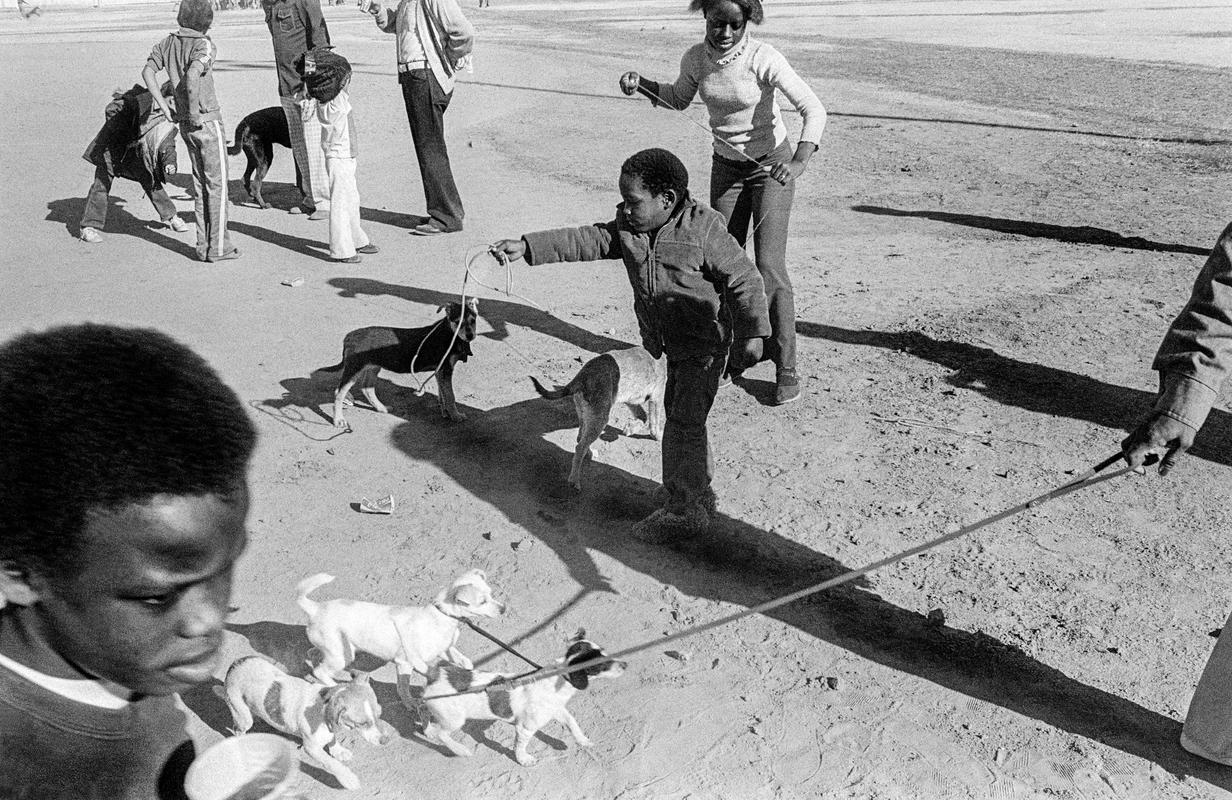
[620,0,826,405]
[490,148,770,542]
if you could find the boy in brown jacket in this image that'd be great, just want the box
[491,148,770,542]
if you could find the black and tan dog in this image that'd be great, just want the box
[227,106,300,209]
[322,299,479,428]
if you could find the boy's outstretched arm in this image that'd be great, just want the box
[491,220,622,267]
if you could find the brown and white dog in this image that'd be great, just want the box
[322,298,479,428]
[297,570,506,703]
[531,346,666,491]
[421,631,626,765]
[216,656,390,790]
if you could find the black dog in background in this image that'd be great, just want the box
[227,107,301,209]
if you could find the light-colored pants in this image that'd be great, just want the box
[281,96,329,211]
[181,119,235,261]
[326,156,369,259]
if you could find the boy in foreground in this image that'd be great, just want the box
[0,323,256,799]
[491,148,770,542]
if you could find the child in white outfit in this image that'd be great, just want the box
[299,48,376,262]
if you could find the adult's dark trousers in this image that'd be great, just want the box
[660,352,724,515]
[80,166,176,231]
[710,140,797,373]
[400,68,464,232]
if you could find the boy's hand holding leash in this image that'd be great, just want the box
[1122,412,1195,476]
[489,239,527,263]
[619,71,641,96]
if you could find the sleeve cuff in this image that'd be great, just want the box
[1154,372,1218,431]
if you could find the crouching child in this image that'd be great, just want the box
[490,147,769,542]
[79,83,187,244]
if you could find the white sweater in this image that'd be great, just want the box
[654,35,826,160]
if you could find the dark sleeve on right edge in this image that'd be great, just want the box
[1151,221,1232,430]
[523,220,621,266]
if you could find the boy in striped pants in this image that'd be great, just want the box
[143,0,239,262]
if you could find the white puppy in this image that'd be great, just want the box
[421,631,626,765]
[297,570,507,703]
[216,656,389,790]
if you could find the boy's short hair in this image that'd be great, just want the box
[688,0,764,24]
[177,0,214,34]
[621,148,690,200]
[0,324,255,576]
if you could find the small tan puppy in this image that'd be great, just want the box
[297,570,507,702]
[530,346,666,491]
[421,631,626,765]
[216,656,389,790]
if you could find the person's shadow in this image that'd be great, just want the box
[45,197,197,259]
[796,323,1232,467]
[378,389,1232,791]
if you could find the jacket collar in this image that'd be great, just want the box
[176,26,208,37]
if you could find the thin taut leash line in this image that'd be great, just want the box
[421,451,1145,700]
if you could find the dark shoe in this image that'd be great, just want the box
[631,506,710,543]
[356,243,380,255]
[334,254,363,263]
[289,204,311,215]
[410,222,446,236]
[774,368,801,405]
[207,249,241,262]
[411,222,460,236]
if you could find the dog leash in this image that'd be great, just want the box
[461,618,542,670]
[423,451,1147,699]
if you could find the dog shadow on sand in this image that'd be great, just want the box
[378,391,1232,792]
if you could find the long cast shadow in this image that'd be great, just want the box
[852,206,1210,255]
[327,277,632,354]
[797,323,1232,467]
[45,197,197,259]
[384,391,1232,790]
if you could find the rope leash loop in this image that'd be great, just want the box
[440,450,1148,694]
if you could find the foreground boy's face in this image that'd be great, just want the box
[34,489,249,696]
[619,173,674,233]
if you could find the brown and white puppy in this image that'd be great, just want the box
[322,298,479,428]
[216,656,389,790]
[297,570,506,703]
[421,631,626,766]
[530,346,666,491]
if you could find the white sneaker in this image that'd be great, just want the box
[166,216,189,233]
[80,227,102,243]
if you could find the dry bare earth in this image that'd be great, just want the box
[2,0,1232,797]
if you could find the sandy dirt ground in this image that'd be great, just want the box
[3,0,1232,797]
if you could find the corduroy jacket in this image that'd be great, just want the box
[522,196,771,360]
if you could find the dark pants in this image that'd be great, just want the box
[80,166,177,231]
[661,353,724,515]
[400,69,464,232]
[711,141,797,372]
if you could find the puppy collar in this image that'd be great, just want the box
[433,602,465,620]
